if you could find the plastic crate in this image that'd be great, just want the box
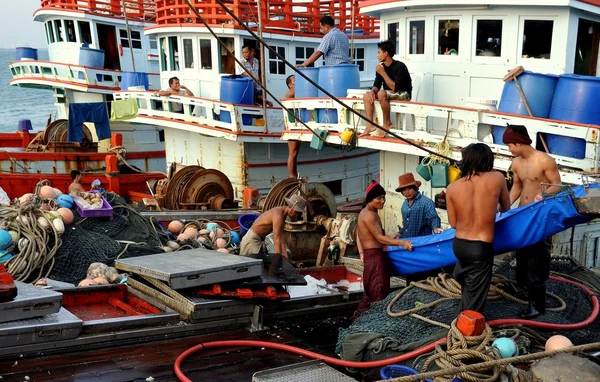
[75,194,113,217]
[380,365,432,381]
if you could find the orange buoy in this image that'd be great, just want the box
[456,310,486,336]
[168,220,184,235]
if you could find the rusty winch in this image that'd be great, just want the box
[153,163,238,210]
[260,178,358,265]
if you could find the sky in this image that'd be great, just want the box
[0,0,46,49]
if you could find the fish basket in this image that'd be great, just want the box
[74,194,113,218]
[380,365,431,381]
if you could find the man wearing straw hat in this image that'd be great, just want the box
[239,194,307,259]
[395,173,442,238]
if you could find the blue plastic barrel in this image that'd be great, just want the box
[120,71,149,90]
[238,213,260,237]
[498,71,558,118]
[317,64,360,123]
[220,76,255,124]
[17,119,33,131]
[296,67,320,98]
[79,47,105,68]
[15,47,38,60]
[549,74,600,124]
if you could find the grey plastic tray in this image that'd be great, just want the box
[115,248,263,289]
[0,281,63,323]
[0,308,82,348]
[182,292,255,323]
[252,360,356,382]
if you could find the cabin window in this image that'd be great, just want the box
[522,20,553,59]
[149,36,158,50]
[387,22,399,56]
[66,20,76,42]
[160,37,167,71]
[438,19,459,55]
[183,39,194,69]
[78,21,92,45]
[199,39,212,69]
[574,19,600,76]
[350,48,365,71]
[169,36,180,71]
[475,20,502,57]
[54,20,64,42]
[268,46,286,75]
[409,20,425,55]
[120,29,142,49]
[46,22,54,43]
[295,46,315,67]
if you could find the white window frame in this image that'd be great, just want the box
[54,20,64,42]
[268,45,286,76]
[472,16,504,62]
[182,38,195,70]
[119,29,143,50]
[434,16,462,62]
[295,46,316,67]
[198,38,213,70]
[517,16,556,67]
[407,18,427,60]
[351,47,366,72]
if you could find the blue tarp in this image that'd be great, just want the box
[386,185,596,275]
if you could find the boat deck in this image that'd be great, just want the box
[0,313,364,382]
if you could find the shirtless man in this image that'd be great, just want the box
[447,143,510,315]
[285,74,301,178]
[68,170,85,194]
[351,181,412,323]
[239,194,306,259]
[503,124,561,318]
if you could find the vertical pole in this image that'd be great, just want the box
[350,0,355,62]
[257,0,268,131]
[121,0,137,72]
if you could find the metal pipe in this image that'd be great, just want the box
[121,0,136,72]
[257,0,268,129]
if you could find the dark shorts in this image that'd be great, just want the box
[351,247,390,323]
[516,238,551,308]
[453,238,494,315]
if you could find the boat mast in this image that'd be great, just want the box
[121,0,137,72]
[350,0,355,62]
[257,0,268,127]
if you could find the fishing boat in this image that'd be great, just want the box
[282,0,600,269]
[5,0,166,200]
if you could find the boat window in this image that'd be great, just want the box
[160,37,167,71]
[169,36,180,70]
[268,46,286,75]
[199,39,212,69]
[475,20,502,57]
[46,22,54,44]
[574,19,600,76]
[66,20,77,42]
[350,48,365,71]
[78,21,92,45]
[522,20,553,59]
[387,22,399,56]
[295,47,315,67]
[409,20,425,55]
[438,19,459,55]
[149,36,158,50]
[54,20,64,42]
[120,29,143,49]
[183,39,194,69]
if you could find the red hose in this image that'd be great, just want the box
[174,275,599,381]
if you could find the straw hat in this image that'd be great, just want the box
[395,173,422,192]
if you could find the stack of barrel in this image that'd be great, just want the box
[497,71,600,160]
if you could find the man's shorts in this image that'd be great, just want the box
[387,91,410,101]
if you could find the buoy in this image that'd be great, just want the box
[206,223,219,231]
[78,279,98,286]
[199,229,209,235]
[57,208,74,224]
[183,226,199,238]
[168,220,184,235]
[39,185,55,199]
[456,310,486,336]
[53,187,63,197]
[177,233,190,242]
[19,193,34,205]
[340,128,355,144]
[230,231,241,245]
[216,248,229,253]
[216,238,227,248]
[545,335,573,351]
[0,230,13,250]
[56,194,75,209]
[492,337,519,358]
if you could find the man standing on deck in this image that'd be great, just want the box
[351,181,412,323]
[239,194,306,259]
[503,124,562,319]
[446,143,510,315]
[359,40,412,138]
[297,15,350,67]
[239,45,273,107]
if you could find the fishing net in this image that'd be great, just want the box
[46,192,168,284]
[337,257,600,363]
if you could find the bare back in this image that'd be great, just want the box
[69,182,84,194]
[357,207,384,250]
[511,152,561,207]
[447,171,509,243]
[250,206,286,238]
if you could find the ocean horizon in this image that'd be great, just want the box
[0,48,56,133]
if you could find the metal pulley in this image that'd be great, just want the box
[261,178,337,218]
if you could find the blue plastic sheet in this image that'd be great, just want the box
[386,185,595,275]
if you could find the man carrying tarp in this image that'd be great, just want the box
[351,181,412,323]
[503,124,562,319]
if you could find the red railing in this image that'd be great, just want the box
[155,0,379,36]
[39,0,156,23]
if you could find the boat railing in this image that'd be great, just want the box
[39,0,156,23]
[155,0,378,36]
[113,91,285,137]
[9,60,160,93]
[280,95,600,174]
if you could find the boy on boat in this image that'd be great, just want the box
[360,40,412,138]
[239,194,307,259]
[284,74,301,179]
[503,124,562,319]
[351,181,412,323]
[446,143,510,315]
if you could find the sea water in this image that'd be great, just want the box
[0,49,56,133]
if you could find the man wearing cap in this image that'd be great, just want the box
[503,124,561,319]
[239,194,307,259]
[352,181,412,323]
[396,173,442,238]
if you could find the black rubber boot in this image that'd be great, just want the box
[519,302,542,319]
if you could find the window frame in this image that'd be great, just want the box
[350,47,366,72]
[472,17,504,62]
[54,20,64,42]
[182,38,195,70]
[407,18,426,58]
[518,17,556,65]
[198,38,213,70]
[295,46,316,67]
[268,45,286,76]
[77,21,92,45]
[434,16,461,62]
[119,28,143,50]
